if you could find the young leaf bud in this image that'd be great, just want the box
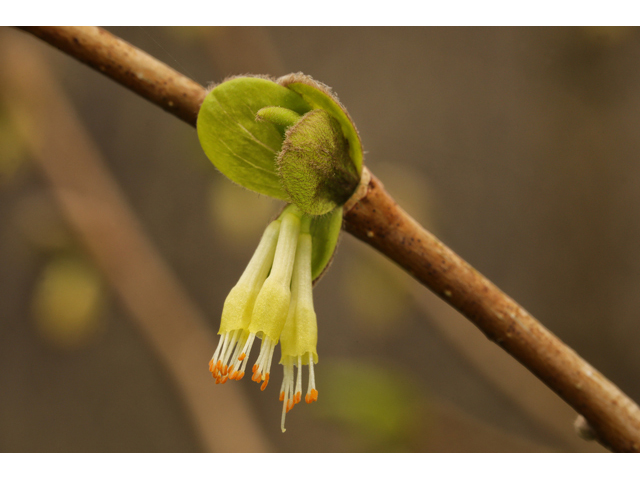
[256,106,301,129]
[277,109,360,215]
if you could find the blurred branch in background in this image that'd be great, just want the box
[0,30,270,453]
[13,26,640,452]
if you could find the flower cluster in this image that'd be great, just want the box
[209,206,318,432]
[198,74,363,432]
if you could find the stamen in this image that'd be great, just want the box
[210,332,228,377]
[280,396,288,433]
[252,337,271,382]
[212,331,226,363]
[309,389,318,402]
[221,329,241,368]
[253,338,268,372]
[210,329,249,381]
[250,336,277,391]
[265,342,276,380]
[234,345,250,381]
[280,359,294,433]
[294,356,303,404]
[305,352,318,403]
[210,331,258,383]
[218,331,233,365]
[230,332,256,373]
[260,374,269,391]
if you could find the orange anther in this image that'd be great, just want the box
[238,353,246,361]
[220,376,228,384]
[236,371,244,380]
[287,400,294,412]
[251,371,261,382]
[208,359,214,372]
[279,392,285,402]
[306,389,318,403]
[252,364,258,373]
[260,379,269,391]
[228,371,237,380]
[222,365,228,376]
[294,392,301,404]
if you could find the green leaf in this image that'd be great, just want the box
[197,77,312,199]
[309,207,343,281]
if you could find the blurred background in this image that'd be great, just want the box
[1,26,640,452]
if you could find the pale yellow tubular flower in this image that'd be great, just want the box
[278,218,318,432]
[239,207,302,391]
[209,219,281,383]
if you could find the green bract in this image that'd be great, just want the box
[278,73,363,175]
[309,207,343,281]
[278,109,359,215]
[197,74,363,216]
[197,76,312,200]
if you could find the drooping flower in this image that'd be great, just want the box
[208,218,281,384]
[278,216,318,432]
[210,206,302,388]
[208,204,322,431]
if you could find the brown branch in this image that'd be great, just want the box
[18,26,206,126]
[17,25,640,452]
[409,281,605,452]
[344,175,640,452]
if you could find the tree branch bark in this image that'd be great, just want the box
[17,25,640,452]
[19,26,205,125]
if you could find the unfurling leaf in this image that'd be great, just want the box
[197,76,311,199]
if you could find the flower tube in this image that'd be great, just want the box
[209,219,281,383]
[278,216,318,432]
